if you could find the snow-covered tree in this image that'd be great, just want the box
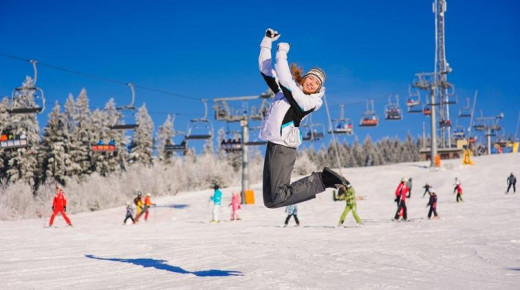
[5,77,41,185]
[128,104,154,165]
[156,114,174,163]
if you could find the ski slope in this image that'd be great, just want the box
[2,154,519,289]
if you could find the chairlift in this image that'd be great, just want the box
[0,123,30,150]
[439,119,451,128]
[458,97,472,118]
[110,83,139,130]
[423,105,432,116]
[453,126,465,140]
[302,116,325,141]
[359,100,378,127]
[407,87,423,113]
[91,139,116,152]
[328,104,354,135]
[440,83,457,105]
[9,60,45,114]
[186,99,214,140]
[220,124,242,152]
[164,114,188,154]
[384,94,402,120]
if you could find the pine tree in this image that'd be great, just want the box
[128,104,154,165]
[156,114,174,163]
[5,77,41,185]
[39,102,71,184]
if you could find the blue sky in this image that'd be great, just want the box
[1,0,518,147]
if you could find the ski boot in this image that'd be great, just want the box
[321,167,349,188]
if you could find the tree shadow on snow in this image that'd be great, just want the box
[85,254,242,277]
[508,267,520,271]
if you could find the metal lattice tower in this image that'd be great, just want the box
[410,0,455,166]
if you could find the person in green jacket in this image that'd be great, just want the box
[334,183,362,227]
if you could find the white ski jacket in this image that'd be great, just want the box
[258,42,325,148]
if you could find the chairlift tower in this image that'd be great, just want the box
[473,113,504,155]
[411,0,455,166]
[213,90,273,203]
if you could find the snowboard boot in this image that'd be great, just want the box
[321,167,349,188]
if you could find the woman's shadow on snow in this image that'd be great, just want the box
[85,254,242,277]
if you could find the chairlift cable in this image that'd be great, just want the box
[323,95,344,175]
[0,52,201,101]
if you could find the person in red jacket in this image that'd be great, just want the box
[49,185,72,227]
[394,177,409,221]
[454,180,463,202]
[143,193,156,221]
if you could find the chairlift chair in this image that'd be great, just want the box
[0,123,31,150]
[359,100,378,127]
[384,94,402,120]
[458,97,472,118]
[186,99,214,140]
[406,87,423,113]
[8,60,45,115]
[110,83,139,130]
[163,115,188,154]
[91,139,116,152]
[328,104,354,135]
[453,126,465,140]
[423,105,432,116]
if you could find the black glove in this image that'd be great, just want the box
[64,206,67,212]
[52,206,54,211]
[394,197,399,203]
[265,28,280,39]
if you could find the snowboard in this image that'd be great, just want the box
[134,205,149,222]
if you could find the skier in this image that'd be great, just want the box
[284,204,300,227]
[507,173,516,193]
[422,183,432,198]
[143,193,156,221]
[123,202,135,225]
[426,190,439,219]
[49,185,72,227]
[133,192,144,218]
[454,180,463,203]
[406,178,413,198]
[258,28,348,209]
[210,185,223,223]
[335,183,362,227]
[394,178,409,221]
[229,192,241,221]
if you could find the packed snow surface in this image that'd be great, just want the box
[2,154,519,289]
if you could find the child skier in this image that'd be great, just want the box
[133,192,143,218]
[426,190,439,219]
[229,192,241,221]
[394,178,409,221]
[258,28,348,209]
[284,204,300,227]
[454,180,463,202]
[49,185,72,227]
[210,185,223,223]
[422,183,432,198]
[335,183,362,227]
[123,202,135,225]
[143,193,156,222]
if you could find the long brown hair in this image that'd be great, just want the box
[290,63,304,85]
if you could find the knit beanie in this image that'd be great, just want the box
[303,67,326,86]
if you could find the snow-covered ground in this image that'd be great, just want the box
[1,154,519,289]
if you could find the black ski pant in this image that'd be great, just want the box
[263,142,325,208]
[394,201,407,220]
[507,183,516,193]
[285,214,300,225]
[124,214,135,224]
[428,206,438,218]
[456,193,463,202]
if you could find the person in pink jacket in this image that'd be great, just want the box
[229,192,242,221]
[49,185,72,227]
[394,178,409,221]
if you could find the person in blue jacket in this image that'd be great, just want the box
[258,28,349,209]
[210,185,223,223]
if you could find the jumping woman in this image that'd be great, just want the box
[258,28,349,209]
